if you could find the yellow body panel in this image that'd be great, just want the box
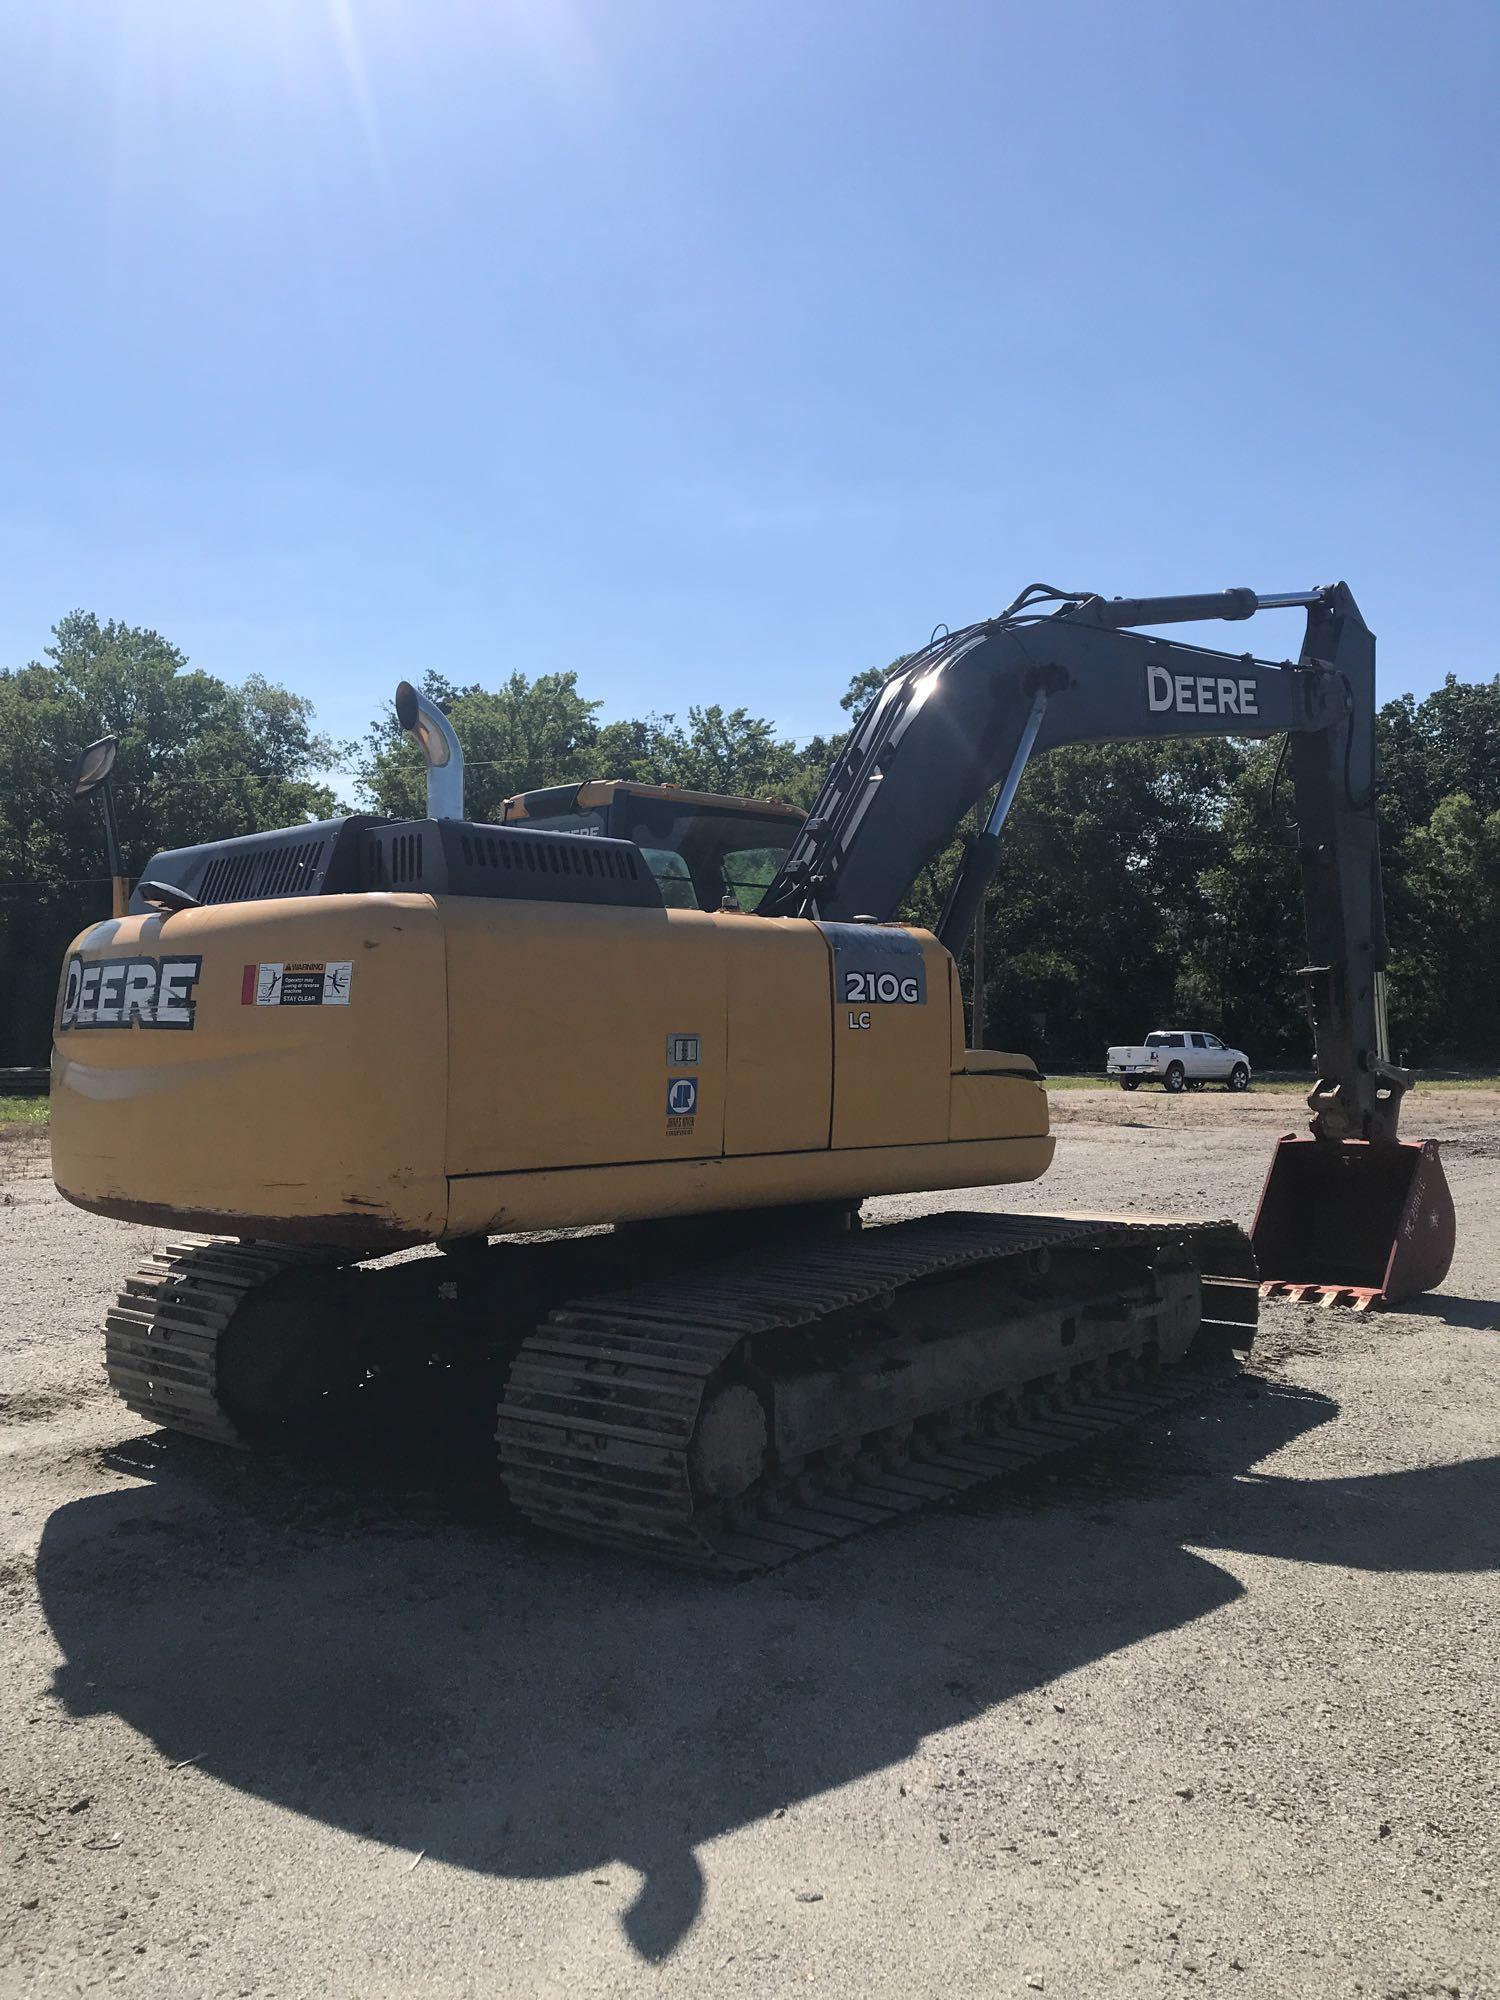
[51,892,1054,1248]
[721,917,832,1155]
[948,1072,1050,1143]
[445,901,730,1174]
[830,935,953,1151]
[51,896,448,1245]
[446,1137,1053,1237]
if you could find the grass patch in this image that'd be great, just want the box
[1044,1075,1308,1093]
[0,1095,49,1125]
[1042,1073,1499,1093]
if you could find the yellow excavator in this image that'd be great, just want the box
[52,582,1456,1571]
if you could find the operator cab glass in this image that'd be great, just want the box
[501,785,804,913]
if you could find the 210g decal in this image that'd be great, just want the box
[842,969,922,1004]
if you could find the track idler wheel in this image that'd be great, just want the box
[687,1382,768,1502]
[214,1266,364,1441]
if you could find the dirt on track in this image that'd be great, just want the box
[2,1091,1497,2000]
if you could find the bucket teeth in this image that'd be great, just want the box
[1260,1280,1379,1312]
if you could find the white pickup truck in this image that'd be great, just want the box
[1105,1030,1252,1093]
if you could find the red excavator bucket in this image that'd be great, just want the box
[1251,1135,1456,1310]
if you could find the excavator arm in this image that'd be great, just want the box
[761,583,1399,1145]
[760,581,1456,1306]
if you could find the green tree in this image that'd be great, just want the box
[12,608,1496,1078]
[357,669,606,822]
[656,704,806,800]
[1170,676,1500,1069]
[356,674,812,816]
[1372,675,1500,1065]
[839,657,908,714]
[972,741,1243,1064]
[0,614,337,1061]
[1178,740,1306,1064]
[1384,790,1500,1063]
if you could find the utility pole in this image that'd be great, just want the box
[970,799,986,1049]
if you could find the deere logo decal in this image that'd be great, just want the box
[59,955,203,1031]
[1146,662,1259,718]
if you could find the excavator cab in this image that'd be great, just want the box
[500,781,805,914]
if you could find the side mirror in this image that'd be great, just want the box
[69,735,118,798]
[67,735,128,917]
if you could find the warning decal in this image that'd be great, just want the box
[242,961,353,1007]
[666,1074,697,1135]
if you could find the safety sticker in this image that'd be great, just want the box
[666,1075,698,1134]
[666,1033,700,1066]
[243,961,353,1007]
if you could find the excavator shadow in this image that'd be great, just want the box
[1399,1291,1500,1333]
[34,1384,1500,1965]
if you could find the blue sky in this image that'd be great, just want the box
[3,0,1496,756]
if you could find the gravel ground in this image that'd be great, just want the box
[2,1094,1497,1999]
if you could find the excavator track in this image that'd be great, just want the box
[497,1211,1258,1574]
[104,1215,1256,1576]
[104,1238,341,1445]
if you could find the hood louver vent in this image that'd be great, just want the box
[131,816,661,915]
[458,830,640,882]
[389,830,424,884]
[198,838,326,905]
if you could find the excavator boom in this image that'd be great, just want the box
[761,582,1453,1303]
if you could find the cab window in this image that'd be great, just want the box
[513,797,800,912]
[638,847,699,909]
[719,846,783,912]
[1190,1034,1207,1049]
[614,804,797,912]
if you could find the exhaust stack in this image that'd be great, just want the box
[395,681,464,821]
